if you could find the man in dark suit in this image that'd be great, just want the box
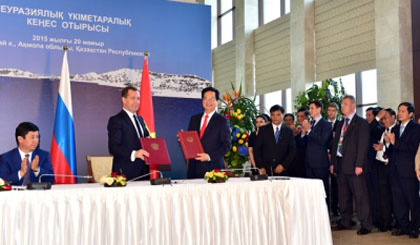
[330,95,372,235]
[0,122,54,185]
[187,87,231,178]
[386,102,420,239]
[288,108,309,178]
[254,105,296,176]
[372,108,396,232]
[107,86,150,180]
[327,102,340,217]
[301,100,332,207]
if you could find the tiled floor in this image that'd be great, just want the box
[332,229,419,245]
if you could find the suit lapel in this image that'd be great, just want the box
[121,110,139,137]
[399,120,412,141]
[343,116,357,137]
[201,113,218,139]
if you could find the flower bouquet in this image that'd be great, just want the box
[0,178,12,191]
[204,169,228,183]
[99,172,127,187]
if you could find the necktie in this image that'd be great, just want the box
[22,154,31,186]
[200,114,209,139]
[133,114,143,138]
[311,120,315,130]
[275,127,280,143]
[399,125,405,137]
[337,118,350,156]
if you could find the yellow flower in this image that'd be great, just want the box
[236,109,241,114]
[241,134,247,139]
[238,139,244,144]
[215,172,225,178]
[0,178,4,186]
[105,177,114,185]
[245,142,248,147]
[232,146,237,152]
[236,133,241,138]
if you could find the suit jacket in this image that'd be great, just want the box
[303,118,332,169]
[0,148,54,185]
[331,114,370,175]
[187,112,231,178]
[368,119,385,171]
[388,120,420,178]
[107,110,150,180]
[415,144,420,172]
[254,124,296,175]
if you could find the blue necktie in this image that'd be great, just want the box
[22,154,31,186]
[311,120,315,130]
[399,125,405,137]
[275,127,280,143]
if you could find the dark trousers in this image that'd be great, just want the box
[330,173,339,215]
[336,158,372,230]
[366,164,380,226]
[390,172,420,234]
[375,160,393,228]
[306,167,330,210]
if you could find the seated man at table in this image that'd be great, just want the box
[0,122,54,185]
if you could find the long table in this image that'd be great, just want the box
[0,177,332,245]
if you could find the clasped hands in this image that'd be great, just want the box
[20,155,40,176]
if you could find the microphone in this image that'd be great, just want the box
[128,170,171,185]
[219,167,268,181]
[26,174,93,190]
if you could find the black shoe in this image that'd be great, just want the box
[351,220,356,227]
[378,226,387,232]
[357,227,370,235]
[391,229,406,236]
[332,223,351,231]
[408,231,419,239]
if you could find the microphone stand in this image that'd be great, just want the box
[128,170,171,185]
[219,167,268,181]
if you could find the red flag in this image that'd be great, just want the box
[137,55,159,179]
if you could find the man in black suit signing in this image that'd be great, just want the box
[107,86,150,180]
[330,95,372,235]
[254,105,296,176]
[187,87,231,179]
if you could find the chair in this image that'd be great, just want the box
[86,155,113,183]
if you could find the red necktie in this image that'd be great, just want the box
[200,114,209,139]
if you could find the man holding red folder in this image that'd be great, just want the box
[186,87,231,179]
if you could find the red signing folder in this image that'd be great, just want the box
[177,130,204,159]
[140,138,171,165]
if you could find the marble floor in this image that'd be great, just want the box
[332,229,419,245]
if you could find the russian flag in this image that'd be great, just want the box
[50,47,77,184]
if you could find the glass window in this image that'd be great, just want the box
[361,69,377,105]
[221,0,232,13]
[333,74,356,99]
[286,88,292,113]
[263,0,281,24]
[264,90,282,112]
[285,0,290,14]
[220,11,233,45]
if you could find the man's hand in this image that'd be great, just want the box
[293,127,301,136]
[416,170,420,182]
[330,165,334,174]
[176,129,183,142]
[301,120,310,134]
[195,153,210,162]
[386,131,395,145]
[259,168,266,175]
[376,109,387,120]
[355,167,363,176]
[135,149,150,160]
[274,164,284,174]
[373,142,384,151]
[31,155,40,171]
[20,157,28,176]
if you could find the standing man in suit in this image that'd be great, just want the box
[301,100,332,207]
[289,108,309,177]
[327,103,340,217]
[372,108,396,232]
[107,86,150,180]
[330,95,372,235]
[386,102,420,238]
[254,105,296,176]
[187,87,231,179]
[0,122,54,185]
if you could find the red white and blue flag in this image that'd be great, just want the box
[50,48,77,184]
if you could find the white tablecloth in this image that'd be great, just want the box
[0,177,332,245]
